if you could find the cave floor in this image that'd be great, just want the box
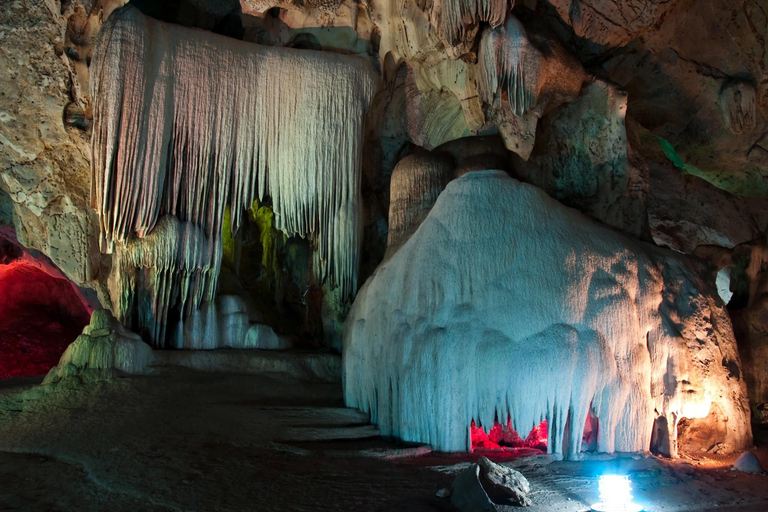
[0,366,767,512]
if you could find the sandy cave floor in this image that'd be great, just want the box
[0,365,767,512]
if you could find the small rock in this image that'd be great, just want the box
[733,451,764,473]
[436,488,450,498]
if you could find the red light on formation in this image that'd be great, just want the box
[471,419,548,452]
[0,261,90,379]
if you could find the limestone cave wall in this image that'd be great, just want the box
[1,0,767,426]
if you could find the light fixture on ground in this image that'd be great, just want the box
[590,475,643,512]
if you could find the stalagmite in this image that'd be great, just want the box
[90,6,377,344]
[44,309,154,384]
[386,150,454,253]
[343,170,752,459]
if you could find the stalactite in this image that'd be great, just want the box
[111,215,220,347]
[91,6,377,344]
[478,15,587,121]
[478,16,539,116]
[430,0,514,47]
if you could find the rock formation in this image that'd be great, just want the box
[344,171,751,459]
[44,309,154,384]
[1,0,766,464]
[386,150,454,253]
[90,5,376,344]
[451,456,531,511]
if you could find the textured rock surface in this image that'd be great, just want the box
[632,125,768,253]
[44,309,154,384]
[477,456,531,506]
[648,161,768,254]
[548,0,768,196]
[515,80,647,238]
[2,0,768,410]
[344,171,751,457]
[714,237,768,413]
[0,1,97,287]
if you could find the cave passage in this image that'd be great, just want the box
[0,262,90,379]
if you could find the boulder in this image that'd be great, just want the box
[451,457,531,511]
[733,452,764,474]
[451,464,497,512]
[478,457,531,506]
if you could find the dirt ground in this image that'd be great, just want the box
[0,365,767,512]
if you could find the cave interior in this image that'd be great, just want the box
[1,0,768,510]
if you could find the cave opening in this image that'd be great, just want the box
[0,261,91,379]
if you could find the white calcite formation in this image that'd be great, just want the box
[343,170,751,459]
[110,215,219,345]
[479,16,539,116]
[176,294,291,350]
[478,15,585,120]
[431,0,512,47]
[91,5,377,344]
[477,15,586,161]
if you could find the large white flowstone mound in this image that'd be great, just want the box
[343,170,751,459]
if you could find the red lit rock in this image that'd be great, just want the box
[0,261,90,379]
